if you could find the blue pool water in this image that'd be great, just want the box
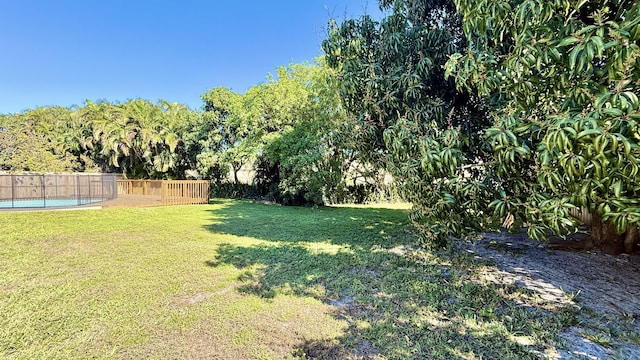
[0,199,104,208]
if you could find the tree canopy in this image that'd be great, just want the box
[326,0,640,254]
[445,0,640,253]
[324,0,492,246]
[0,109,78,173]
[0,100,197,179]
[201,61,364,205]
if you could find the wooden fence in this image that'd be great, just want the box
[117,180,163,196]
[161,181,210,206]
[117,180,209,206]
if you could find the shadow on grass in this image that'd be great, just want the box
[204,201,571,359]
[204,200,412,249]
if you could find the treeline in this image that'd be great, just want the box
[0,60,389,205]
[1,100,198,178]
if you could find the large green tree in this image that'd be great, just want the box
[199,87,252,184]
[82,99,193,179]
[324,0,492,246]
[446,0,640,254]
[0,112,77,173]
[201,61,359,205]
[257,61,354,205]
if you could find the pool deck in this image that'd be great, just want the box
[98,194,163,208]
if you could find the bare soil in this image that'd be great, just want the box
[462,232,640,359]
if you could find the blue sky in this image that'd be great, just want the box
[0,0,383,114]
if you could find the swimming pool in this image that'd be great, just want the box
[0,198,105,208]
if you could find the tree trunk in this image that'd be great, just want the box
[588,212,625,255]
[232,163,240,185]
[624,225,639,254]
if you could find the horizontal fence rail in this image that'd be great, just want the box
[117,180,209,206]
[162,181,210,206]
[117,180,163,196]
[0,173,117,209]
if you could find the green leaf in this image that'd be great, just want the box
[623,91,639,107]
[614,181,622,198]
[595,91,611,108]
[591,36,604,58]
[577,128,601,139]
[558,36,580,47]
[602,108,623,117]
[568,46,581,71]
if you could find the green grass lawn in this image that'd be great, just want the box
[0,200,574,359]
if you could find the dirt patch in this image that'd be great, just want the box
[173,292,214,306]
[329,296,354,308]
[352,339,381,359]
[461,232,640,359]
